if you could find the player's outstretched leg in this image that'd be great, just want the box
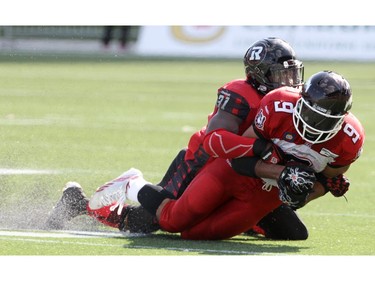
[87,168,149,225]
[45,182,89,230]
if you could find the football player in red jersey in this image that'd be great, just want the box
[233,70,362,201]
[46,37,308,239]
[76,70,363,240]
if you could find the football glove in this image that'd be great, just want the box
[316,173,350,197]
[277,163,316,209]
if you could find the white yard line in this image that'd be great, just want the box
[0,236,277,255]
[0,168,60,175]
[301,211,375,219]
[0,229,274,255]
[0,229,128,238]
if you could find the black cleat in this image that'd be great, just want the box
[119,205,160,234]
[45,182,89,230]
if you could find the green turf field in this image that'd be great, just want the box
[0,56,374,256]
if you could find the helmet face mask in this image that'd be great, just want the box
[267,59,304,89]
[244,37,304,95]
[293,71,352,144]
[293,97,346,144]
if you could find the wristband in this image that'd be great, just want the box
[252,138,268,156]
[315,173,330,194]
[231,156,261,178]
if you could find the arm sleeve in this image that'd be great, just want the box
[203,128,267,159]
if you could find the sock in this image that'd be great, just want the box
[127,177,150,203]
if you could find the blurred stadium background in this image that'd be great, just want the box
[0,26,140,56]
[1,26,375,60]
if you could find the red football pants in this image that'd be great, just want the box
[158,158,282,240]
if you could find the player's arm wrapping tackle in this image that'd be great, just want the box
[278,171,350,208]
[202,128,270,159]
[229,141,316,208]
[203,126,316,208]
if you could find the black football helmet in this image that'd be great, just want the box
[244,37,304,95]
[293,70,352,144]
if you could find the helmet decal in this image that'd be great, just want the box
[254,109,266,131]
[248,46,264,61]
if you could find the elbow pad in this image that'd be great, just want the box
[203,128,267,159]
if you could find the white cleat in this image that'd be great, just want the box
[88,168,143,215]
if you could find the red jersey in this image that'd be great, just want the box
[254,86,365,173]
[186,79,264,160]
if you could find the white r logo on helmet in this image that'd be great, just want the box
[249,46,263,60]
